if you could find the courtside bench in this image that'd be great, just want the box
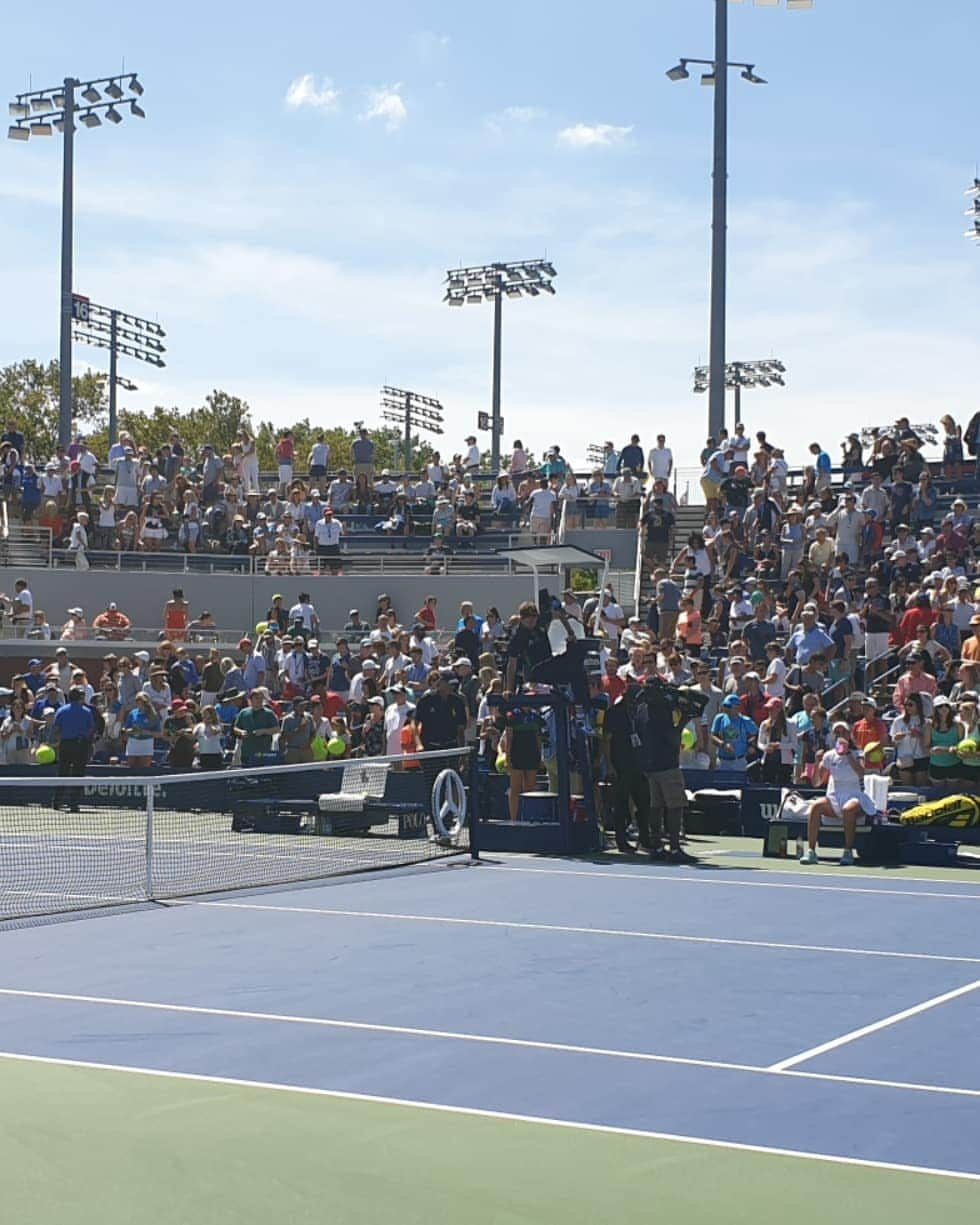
[230,763,430,838]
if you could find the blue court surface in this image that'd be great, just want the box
[2,852,980,1222]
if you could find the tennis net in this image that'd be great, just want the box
[0,748,475,922]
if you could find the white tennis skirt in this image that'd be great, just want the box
[826,786,877,821]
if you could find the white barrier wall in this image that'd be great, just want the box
[0,567,545,636]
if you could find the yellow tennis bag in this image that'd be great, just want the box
[899,795,980,828]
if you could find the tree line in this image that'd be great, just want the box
[0,358,441,473]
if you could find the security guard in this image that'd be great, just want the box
[602,680,651,854]
[634,678,696,863]
[52,686,96,812]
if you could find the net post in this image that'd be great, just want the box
[468,744,480,862]
[144,780,156,901]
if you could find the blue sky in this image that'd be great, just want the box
[1,0,977,482]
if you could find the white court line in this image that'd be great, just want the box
[769,979,980,1072]
[2,985,980,1103]
[183,899,980,966]
[494,863,980,902]
[0,1049,977,1184]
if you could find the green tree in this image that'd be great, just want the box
[0,358,440,475]
[0,359,106,460]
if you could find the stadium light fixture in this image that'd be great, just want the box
[443,258,557,473]
[6,70,146,447]
[669,0,811,442]
[693,358,787,430]
[380,386,445,471]
[71,295,166,445]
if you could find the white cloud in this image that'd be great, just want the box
[284,74,340,111]
[557,122,633,149]
[485,106,546,135]
[364,86,408,131]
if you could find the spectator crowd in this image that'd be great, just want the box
[0,409,977,806]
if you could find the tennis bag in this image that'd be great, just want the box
[899,795,980,828]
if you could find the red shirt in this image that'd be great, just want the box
[602,674,626,703]
[275,438,294,463]
[740,691,767,725]
[320,691,346,719]
[414,606,437,631]
[894,607,935,647]
[853,717,888,750]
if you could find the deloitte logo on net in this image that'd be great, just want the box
[81,783,165,800]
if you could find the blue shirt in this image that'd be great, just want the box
[711,712,758,761]
[124,708,159,736]
[816,451,832,474]
[788,624,835,665]
[54,701,95,740]
[243,654,266,691]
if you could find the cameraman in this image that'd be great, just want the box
[602,681,651,854]
[634,679,696,863]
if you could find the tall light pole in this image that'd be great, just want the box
[667,1,811,442]
[70,295,165,445]
[380,387,444,473]
[965,179,980,245]
[444,259,557,475]
[8,72,146,448]
[693,358,786,430]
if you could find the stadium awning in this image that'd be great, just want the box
[494,544,610,601]
[494,544,609,570]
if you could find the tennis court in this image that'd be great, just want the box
[3,840,980,1224]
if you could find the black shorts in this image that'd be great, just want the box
[928,762,960,782]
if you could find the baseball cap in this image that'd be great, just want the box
[361,659,379,670]
[27,658,42,667]
[722,694,741,707]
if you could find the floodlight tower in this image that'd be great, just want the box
[693,358,786,429]
[380,386,444,472]
[965,179,980,245]
[444,259,557,475]
[667,0,812,442]
[71,295,165,445]
[7,71,146,447]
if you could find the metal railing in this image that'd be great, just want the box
[44,535,528,576]
[631,516,645,617]
[0,521,53,568]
